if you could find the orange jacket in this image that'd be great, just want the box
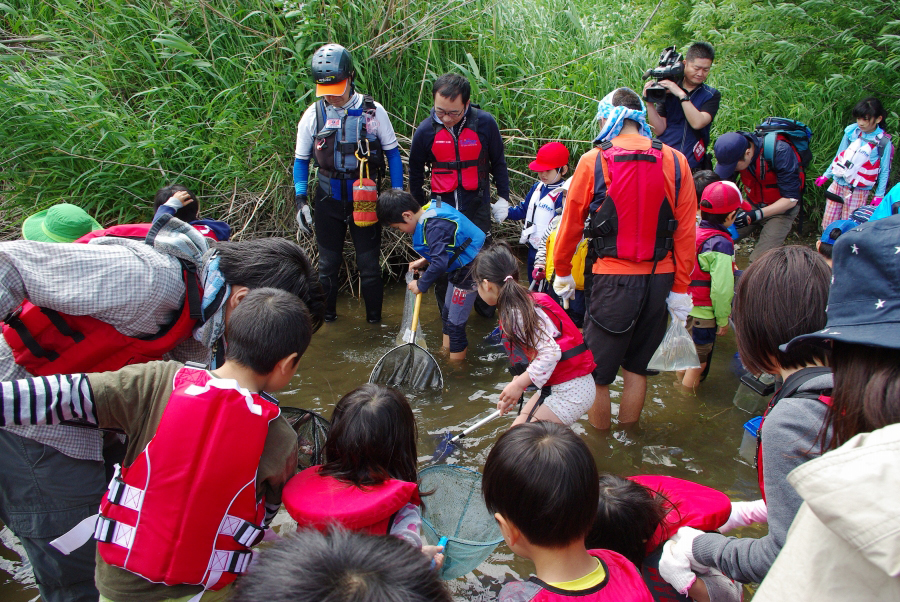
[553,133,697,293]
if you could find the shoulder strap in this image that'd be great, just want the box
[770,366,831,407]
[315,99,326,133]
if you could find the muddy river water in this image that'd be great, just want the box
[0,277,766,600]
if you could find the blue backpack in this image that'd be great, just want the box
[755,117,813,170]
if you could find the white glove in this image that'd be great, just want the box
[658,526,703,596]
[552,273,576,302]
[719,499,768,533]
[295,205,313,236]
[491,198,509,222]
[666,291,693,323]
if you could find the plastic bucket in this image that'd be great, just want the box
[739,416,763,465]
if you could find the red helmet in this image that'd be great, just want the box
[529,142,570,171]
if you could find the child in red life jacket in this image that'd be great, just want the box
[483,422,652,601]
[282,384,445,566]
[659,246,833,590]
[681,181,749,388]
[586,474,747,602]
[0,288,313,600]
[815,97,894,229]
[472,242,596,427]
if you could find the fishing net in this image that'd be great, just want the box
[280,407,330,471]
[419,465,504,580]
[396,271,428,348]
[369,342,443,390]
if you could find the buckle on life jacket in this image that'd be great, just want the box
[94,516,136,549]
[221,515,264,547]
[209,549,252,574]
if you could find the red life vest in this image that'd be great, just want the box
[587,140,679,263]
[501,293,595,387]
[499,549,652,601]
[687,227,734,308]
[627,475,732,553]
[2,227,205,376]
[755,366,832,502]
[94,366,279,590]
[739,134,806,206]
[282,465,421,535]
[75,222,221,243]
[429,109,485,195]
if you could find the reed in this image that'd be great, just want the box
[2,0,896,284]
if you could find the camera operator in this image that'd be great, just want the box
[644,42,719,171]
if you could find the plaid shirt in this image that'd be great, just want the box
[0,238,212,461]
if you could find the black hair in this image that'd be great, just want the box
[685,42,715,63]
[733,246,831,375]
[482,422,599,548]
[611,87,642,111]
[215,238,325,333]
[586,474,668,567]
[153,184,199,222]
[693,170,719,202]
[225,288,312,376]
[699,210,732,225]
[471,242,540,354]
[376,189,420,225]
[432,73,471,104]
[320,384,419,486]
[852,96,888,132]
[817,241,834,260]
[230,528,452,602]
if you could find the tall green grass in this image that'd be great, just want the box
[1,0,895,241]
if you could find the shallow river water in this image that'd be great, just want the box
[0,278,766,600]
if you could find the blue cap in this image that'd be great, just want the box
[713,132,750,179]
[819,219,857,245]
[782,214,900,351]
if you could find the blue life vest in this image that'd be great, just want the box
[659,83,715,167]
[412,201,485,271]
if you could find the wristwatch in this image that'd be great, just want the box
[680,95,691,102]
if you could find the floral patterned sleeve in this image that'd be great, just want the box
[524,307,562,388]
[389,502,423,548]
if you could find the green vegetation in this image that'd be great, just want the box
[1,0,898,249]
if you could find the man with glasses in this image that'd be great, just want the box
[644,42,720,171]
[408,73,511,316]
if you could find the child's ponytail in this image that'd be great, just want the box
[472,242,540,353]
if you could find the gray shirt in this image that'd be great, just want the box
[692,371,833,583]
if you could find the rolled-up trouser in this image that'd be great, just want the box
[737,203,800,263]
[441,267,478,353]
[0,430,106,602]
[313,185,383,321]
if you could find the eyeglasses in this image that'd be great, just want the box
[434,108,464,118]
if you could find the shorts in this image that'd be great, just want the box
[584,272,674,385]
[686,316,717,363]
[528,374,596,425]
[441,267,477,353]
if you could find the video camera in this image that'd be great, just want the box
[642,46,684,105]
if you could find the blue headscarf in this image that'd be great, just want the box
[593,88,653,143]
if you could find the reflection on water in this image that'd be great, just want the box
[0,282,764,600]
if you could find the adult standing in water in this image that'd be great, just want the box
[293,43,405,323]
[408,73,511,316]
[553,88,696,431]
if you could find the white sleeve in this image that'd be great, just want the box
[525,307,562,389]
[373,101,399,151]
[294,103,320,160]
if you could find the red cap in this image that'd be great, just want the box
[529,142,570,171]
[700,181,752,214]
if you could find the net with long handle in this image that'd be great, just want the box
[418,465,504,580]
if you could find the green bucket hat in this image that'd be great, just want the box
[22,203,102,243]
